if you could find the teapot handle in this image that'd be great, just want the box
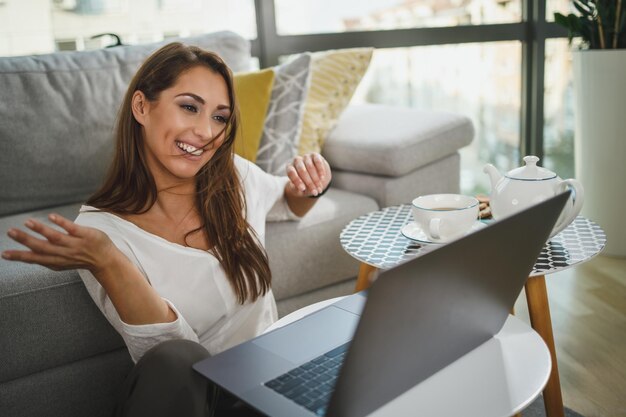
[551,179,585,236]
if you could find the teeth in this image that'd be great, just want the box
[176,141,203,156]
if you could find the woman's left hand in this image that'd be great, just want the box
[285,153,332,198]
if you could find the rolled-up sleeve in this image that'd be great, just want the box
[78,270,199,363]
[75,211,199,363]
[234,155,301,222]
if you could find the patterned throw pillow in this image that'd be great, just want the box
[255,53,312,175]
[298,48,373,155]
[233,68,275,162]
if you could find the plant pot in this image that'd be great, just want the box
[573,50,626,257]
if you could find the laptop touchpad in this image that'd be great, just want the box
[253,306,359,364]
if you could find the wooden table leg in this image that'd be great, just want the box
[525,275,565,417]
[354,263,378,292]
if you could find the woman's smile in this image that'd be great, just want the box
[175,140,205,157]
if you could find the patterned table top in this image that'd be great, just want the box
[340,205,606,277]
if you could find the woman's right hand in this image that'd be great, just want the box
[3,214,178,326]
[2,213,118,274]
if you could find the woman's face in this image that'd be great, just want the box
[133,65,231,187]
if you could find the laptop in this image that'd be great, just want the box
[194,192,570,417]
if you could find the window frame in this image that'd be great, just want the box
[251,0,568,163]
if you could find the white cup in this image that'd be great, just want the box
[411,194,479,243]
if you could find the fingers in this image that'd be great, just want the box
[5,226,66,256]
[2,214,111,272]
[48,213,84,237]
[294,156,316,194]
[2,216,78,264]
[313,154,331,183]
[24,218,76,247]
[286,153,330,197]
[1,249,73,271]
[286,164,306,195]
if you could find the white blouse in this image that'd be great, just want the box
[75,155,294,363]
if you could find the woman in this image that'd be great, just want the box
[2,42,331,416]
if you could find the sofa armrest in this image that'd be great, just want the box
[322,103,474,177]
[322,103,474,206]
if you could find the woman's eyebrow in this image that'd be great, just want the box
[176,92,205,104]
[176,93,229,110]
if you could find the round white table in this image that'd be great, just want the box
[267,297,552,417]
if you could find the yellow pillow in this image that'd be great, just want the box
[233,68,275,162]
[298,48,373,155]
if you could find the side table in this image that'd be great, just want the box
[340,205,606,417]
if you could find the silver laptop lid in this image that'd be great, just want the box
[326,191,570,417]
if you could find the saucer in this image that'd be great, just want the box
[401,221,487,244]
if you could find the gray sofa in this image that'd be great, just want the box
[0,31,473,416]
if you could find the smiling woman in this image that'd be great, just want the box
[1,41,332,417]
[133,66,232,182]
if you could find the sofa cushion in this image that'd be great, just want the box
[298,48,373,155]
[323,104,474,177]
[332,153,461,207]
[1,349,132,417]
[233,68,275,162]
[0,204,128,383]
[0,31,251,217]
[256,53,312,175]
[266,188,378,300]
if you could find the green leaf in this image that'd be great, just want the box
[568,13,584,32]
[555,12,573,30]
[555,0,626,49]
[574,0,593,17]
[580,19,595,47]
[575,0,590,11]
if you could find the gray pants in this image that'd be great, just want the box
[114,339,264,417]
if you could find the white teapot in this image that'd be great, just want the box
[483,156,584,237]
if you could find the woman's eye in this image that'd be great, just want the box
[181,104,198,113]
[213,115,228,124]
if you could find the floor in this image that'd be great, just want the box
[513,254,626,417]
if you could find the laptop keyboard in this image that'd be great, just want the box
[264,342,350,416]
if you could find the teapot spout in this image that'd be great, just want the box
[483,163,502,190]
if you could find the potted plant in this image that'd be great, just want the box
[554,0,625,49]
[554,0,626,257]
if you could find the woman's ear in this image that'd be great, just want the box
[131,91,149,125]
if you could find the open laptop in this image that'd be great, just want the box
[194,191,570,417]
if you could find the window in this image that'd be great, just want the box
[274,0,522,35]
[1,0,571,195]
[543,38,574,179]
[0,0,256,56]
[546,0,572,22]
[352,42,522,194]
[0,0,55,56]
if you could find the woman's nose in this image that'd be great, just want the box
[194,118,214,141]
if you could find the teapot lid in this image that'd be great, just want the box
[506,156,556,180]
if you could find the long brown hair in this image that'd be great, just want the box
[87,42,271,304]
